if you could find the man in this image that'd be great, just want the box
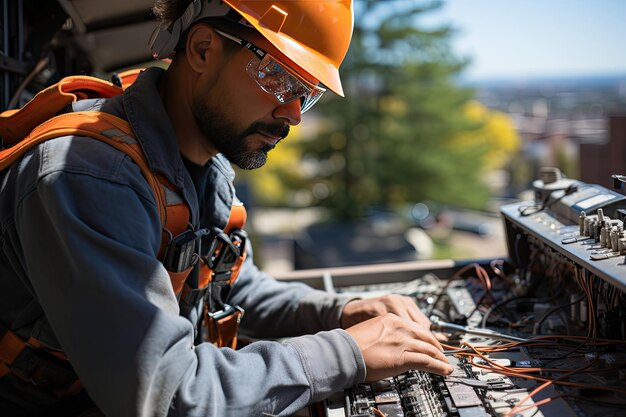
[0,0,453,415]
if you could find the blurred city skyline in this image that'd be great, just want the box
[424,0,626,80]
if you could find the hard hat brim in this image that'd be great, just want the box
[226,2,346,97]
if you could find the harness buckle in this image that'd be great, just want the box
[162,226,203,273]
[207,304,245,322]
[206,304,245,349]
[204,228,248,284]
[9,344,80,396]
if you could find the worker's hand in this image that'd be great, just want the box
[341,294,449,344]
[346,313,454,381]
[341,294,431,330]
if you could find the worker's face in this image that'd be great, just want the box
[191,31,306,170]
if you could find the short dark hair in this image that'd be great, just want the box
[153,1,240,57]
[152,0,193,29]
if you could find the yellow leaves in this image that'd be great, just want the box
[452,100,520,170]
[379,96,408,116]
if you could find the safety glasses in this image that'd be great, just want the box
[214,29,326,113]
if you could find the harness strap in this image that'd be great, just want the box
[198,202,248,288]
[0,73,249,397]
[0,328,83,397]
[205,305,244,350]
[0,110,192,396]
[180,285,210,306]
[199,202,247,347]
[0,111,191,266]
[117,68,143,89]
[0,76,123,147]
[176,202,248,348]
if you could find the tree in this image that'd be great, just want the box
[295,1,492,218]
[239,1,521,219]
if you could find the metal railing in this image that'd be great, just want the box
[272,258,499,290]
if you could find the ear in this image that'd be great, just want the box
[185,23,221,73]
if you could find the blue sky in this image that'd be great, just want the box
[423,0,626,80]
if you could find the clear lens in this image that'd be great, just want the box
[246,55,325,113]
[300,87,325,113]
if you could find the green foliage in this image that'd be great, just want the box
[554,141,579,180]
[295,1,493,219]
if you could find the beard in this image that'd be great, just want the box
[191,99,289,170]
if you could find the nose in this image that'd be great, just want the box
[273,98,302,126]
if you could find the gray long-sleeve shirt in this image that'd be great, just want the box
[0,67,366,416]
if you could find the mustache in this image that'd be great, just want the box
[243,121,290,140]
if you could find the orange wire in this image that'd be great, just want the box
[504,360,594,417]
[461,343,626,395]
[489,259,505,279]
[437,265,626,413]
[507,395,564,416]
[449,263,492,292]
[576,268,595,338]
[371,407,386,417]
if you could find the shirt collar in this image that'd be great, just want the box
[122,67,187,188]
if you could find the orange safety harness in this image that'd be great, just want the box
[0,71,246,397]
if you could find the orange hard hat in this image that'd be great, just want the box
[222,0,353,97]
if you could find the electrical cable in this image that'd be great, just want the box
[480,296,541,328]
[426,262,493,317]
[570,396,626,409]
[534,295,585,335]
[518,184,579,217]
[6,56,50,109]
[370,407,386,417]
[430,317,527,343]
[504,359,595,417]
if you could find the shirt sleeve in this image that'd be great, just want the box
[14,137,364,417]
[228,251,358,338]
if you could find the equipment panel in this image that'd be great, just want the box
[309,175,626,417]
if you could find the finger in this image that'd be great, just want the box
[378,296,410,319]
[382,297,421,326]
[403,337,449,364]
[404,306,445,350]
[424,339,448,363]
[402,297,430,326]
[434,332,449,342]
[402,351,454,376]
[403,320,444,352]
